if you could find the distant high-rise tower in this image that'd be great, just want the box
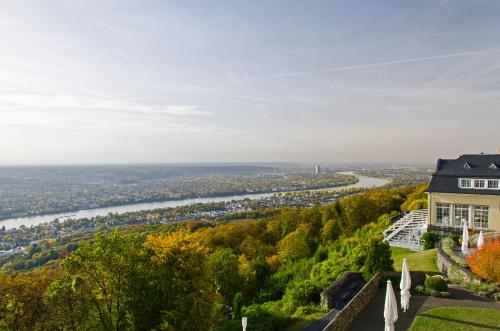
[315,165,320,175]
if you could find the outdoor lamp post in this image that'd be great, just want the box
[242,316,247,331]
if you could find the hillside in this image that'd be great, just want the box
[0,185,422,330]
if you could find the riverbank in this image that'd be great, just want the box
[0,172,388,229]
[0,176,359,222]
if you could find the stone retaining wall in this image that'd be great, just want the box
[436,241,481,284]
[322,272,382,331]
[320,272,364,310]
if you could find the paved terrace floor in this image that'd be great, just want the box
[348,285,500,331]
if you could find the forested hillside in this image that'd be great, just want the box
[0,185,427,330]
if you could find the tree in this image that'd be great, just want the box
[277,230,311,262]
[232,292,243,320]
[422,232,440,250]
[251,256,272,288]
[299,207,322,238]
[467,239,500,283]
[145,231,219,330]
[363,239,394,280]
[61,230,145,331]
[210,248,242,313]
[321,219,341,243]
[43,277,90,331]
[240,235,264,259]
[0,269,58,330]
[401,184,428,212]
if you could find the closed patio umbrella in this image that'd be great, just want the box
[400,258,411,312]
[384,280,398,331]
[477,230,485,249]
[242,317,247,331]
[461,219,469,255]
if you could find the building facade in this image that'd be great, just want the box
[427,154,500,232]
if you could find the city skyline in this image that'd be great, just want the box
[1,1,500,164]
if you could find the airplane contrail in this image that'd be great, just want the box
[272,48,495,78]
[112,49,145,70]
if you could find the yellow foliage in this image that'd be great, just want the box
[145,230,209,263]
[277,230,311,262]
[266,255,281,273]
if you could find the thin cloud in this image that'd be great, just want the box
[0,94,210,116]
[112,49,145,69]
[271,48,498,78]
[138,106,211,115]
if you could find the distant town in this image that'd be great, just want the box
[0,164,360,220]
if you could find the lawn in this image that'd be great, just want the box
[284,310,329,331]
[410,307,500,331]
[391,247,439,273]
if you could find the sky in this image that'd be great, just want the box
[1,0,500,165]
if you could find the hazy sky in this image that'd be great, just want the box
[1,0,500,165]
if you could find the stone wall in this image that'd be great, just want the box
[320,272,364,310]
[436,241,481,284]
[322,272,382,331]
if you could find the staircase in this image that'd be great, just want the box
[383,209,428,251]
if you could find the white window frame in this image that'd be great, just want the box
[474,179,485,188]
[459,178,472,188]
[453,204,469,227]
[458,178,500,190]
[436,203,451,226]
[472,205,489,229]
[488,179,499,189]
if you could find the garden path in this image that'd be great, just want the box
[347,285,499,331]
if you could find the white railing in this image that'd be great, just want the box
[383,209,428,251]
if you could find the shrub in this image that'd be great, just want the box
[466,239,500,283]
[424,275,448,292]
[422,232,440,250]
[414,284,450,297]
[363,239,394,280]
[281,280,320,314]
[269,259,313,300]
[314,245,329,263]
[441,237,469,268]
[470,283,500,298]
[240,303,288,331]
[291,305,325,318]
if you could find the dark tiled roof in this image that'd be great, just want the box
[434,154,500,176]
[428,154,500,195]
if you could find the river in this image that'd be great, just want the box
[0,172,388,229]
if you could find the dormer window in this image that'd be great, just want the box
[464,163,471,169]
[460,178,472,188]
[488,179,499,189]
[474,179,485,188]
[490,163,497,170]
[459,178,500,190]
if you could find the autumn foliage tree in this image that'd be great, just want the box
[145,231,219,330]
[467,239,500,283]
[0,269,59,330]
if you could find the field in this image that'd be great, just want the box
[391,247,439,273]
[410,307,500,331]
